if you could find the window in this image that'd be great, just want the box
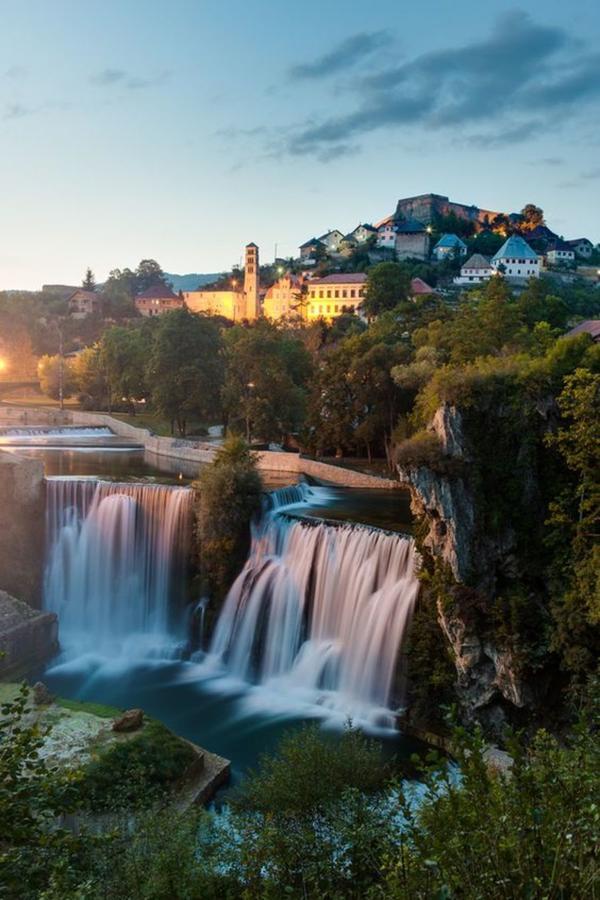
[310,290,315,299]
[319,305,323,314]
[248,265,254,274]
[327,305,331,313]
[350,289,355,298]
[334,290,339,298]
[327,290,331,298]
[335,304,339,312]
[319,290,324,299]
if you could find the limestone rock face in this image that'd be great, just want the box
[112,708,144,732]
[0,591,58,678]
[397,403,538,732]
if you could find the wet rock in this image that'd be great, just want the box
[32,681,54,706]
[112,708,144,732]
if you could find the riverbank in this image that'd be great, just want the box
[0,405,401,489]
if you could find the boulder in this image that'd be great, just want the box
[32,681,54,706]
[112,708,144,732]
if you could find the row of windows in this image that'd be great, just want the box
[309,287,364,300]
[310,302,358,315]
[503,258,538,265]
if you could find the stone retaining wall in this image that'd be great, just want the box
[0,449,45,607]
[0,406,400,489]
[0,592,58,678]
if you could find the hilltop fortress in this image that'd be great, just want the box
[392,193,502,229]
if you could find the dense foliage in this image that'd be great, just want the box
[2,690,598,899]
[194,434,263,601]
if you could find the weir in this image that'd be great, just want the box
[205,485,420,729]
[44,479,193,655]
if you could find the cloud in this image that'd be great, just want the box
[289,30,392,80]
[284,11,600,158]
[3,103,32,120]
[558,167,600,189]
[90,68,170,89]
[4,65,26,80]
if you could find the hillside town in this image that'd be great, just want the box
[50,192,600,327]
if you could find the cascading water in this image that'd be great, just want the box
[44,478,193,657]
[202,485,420,730]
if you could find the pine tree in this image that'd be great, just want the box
[82,267,96,291]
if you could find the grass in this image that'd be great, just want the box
[110,411,212,438]
[56,697,123,719]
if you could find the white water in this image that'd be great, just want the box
[45,479,193,657]
[201,487,420,730]
[0,426,113,438]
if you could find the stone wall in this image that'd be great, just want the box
[0,591,57,678]
[0,450,45,607]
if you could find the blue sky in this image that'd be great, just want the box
[1,0,599,289]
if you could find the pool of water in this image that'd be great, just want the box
[23,426,418,781]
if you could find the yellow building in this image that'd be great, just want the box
[263,274,305,320]
[184,243,260,321]
[306,273,367,321]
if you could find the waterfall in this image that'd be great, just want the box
[45,478,193,657]
[204,504,420,730]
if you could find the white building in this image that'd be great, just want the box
[432,233,468,261]
[566,238,594,259]
[546,241,575,266]
[491,235,540,280]
[453,253,494,285]
[376,220,396,249]
[348,223,377,243]
[317,229,344,253]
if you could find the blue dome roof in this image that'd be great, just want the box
[492,235,538,261]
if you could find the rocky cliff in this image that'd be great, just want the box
[398,403,546,736]
[0,450,45,607]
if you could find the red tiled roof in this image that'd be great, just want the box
[309,273,367,285]
[410,277,434,295]
[136,284,179,300]
[567,320,600,341]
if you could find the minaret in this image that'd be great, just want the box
[244,242,260,320]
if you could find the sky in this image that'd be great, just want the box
[1,0,599,290]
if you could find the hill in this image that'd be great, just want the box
[164,273,221,292]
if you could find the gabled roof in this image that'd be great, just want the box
[299,237,325,249]
[309,273,367,285]
[546,239,573,252]
[136,284,179,300]
[395,217,426,234]
[492,235,538,262]
[318,229,343,241]
[68,289,99,302]
[352,223,377,233]
[434,233,467,249]
[246,242,258,248]
[410,277,434,295]
[462,253,492,269]
[566,238,593,246]
[341,233,358,243]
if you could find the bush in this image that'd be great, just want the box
[78,719,196,811]
[394,430,446,470]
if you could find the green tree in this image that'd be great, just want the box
[37,354,75,400]
[195,434,262,600]
[222,320,312,442]
[81,267,96,291]
[363,262,411,317]
[101,325,149,412]
[147,308,224,435]
[520,202,545,231]
[70,344,110,410]
[135,259,167,293]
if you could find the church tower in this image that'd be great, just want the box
[244,242,260,320]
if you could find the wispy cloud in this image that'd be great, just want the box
[289,31,392,81]
[3,65,27,80]
[3,102,32,120]
[558,167,600,189]
[281,11,600,159]
[90,68,170,89]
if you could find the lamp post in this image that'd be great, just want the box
[245,381,255,443]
